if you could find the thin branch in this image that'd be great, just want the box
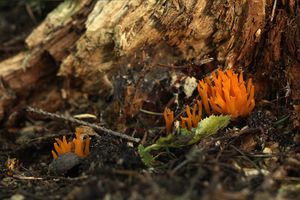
[26,106,141,143]
[230,145,262,173]
[13,175,43,180]
[139,108,163,116]
[270,0,277,22]
[25,3,37,24]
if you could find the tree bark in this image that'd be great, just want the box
[0,0,299,126]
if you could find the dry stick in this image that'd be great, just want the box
[26,106,141,143]
[230,145,262,173]
[13,175,43,180]
[270,0,277,22]
[139,108,163,116]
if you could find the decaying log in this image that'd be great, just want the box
[0,51,56,121]
[0,0,94,123]
[56,0,270,119]
[0,0,299,126]
[57,0,299,120]
[58,0,268,95]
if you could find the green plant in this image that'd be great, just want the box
[139,115,230,167]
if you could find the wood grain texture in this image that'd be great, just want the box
[0,0,299,122]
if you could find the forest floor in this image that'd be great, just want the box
[0,2,299,200]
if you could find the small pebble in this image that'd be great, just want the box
[48,152,82,175]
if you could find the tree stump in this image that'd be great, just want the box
[0,0,299,126]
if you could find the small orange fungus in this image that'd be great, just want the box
[163,108,174,133]
[181,100,202,130]
[51,127,90,159]
[197,68,255,118]
[73,128,90,158]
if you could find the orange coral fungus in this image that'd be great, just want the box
[181,100,202,130]
[51,136,72,159]
[51,128,90,159]
[163,108,174,133]
[180,116,192,130]
[73,129,90,158]
[197,68,255,118]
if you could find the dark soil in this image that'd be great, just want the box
[0,2,299,200]
[1,105,299,200]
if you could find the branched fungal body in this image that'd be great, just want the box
[51,127,90,159]
[163,68,255,133]
[197,68,255,118]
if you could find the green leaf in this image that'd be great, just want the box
[138,144,157,168]
[191,115,230,143]
[138,115,230,167]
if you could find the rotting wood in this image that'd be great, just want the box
[0,51,58,122]
[0,0,299,124]
[0,0,95,123]
[59,0,268,94]
[57,0,270,117]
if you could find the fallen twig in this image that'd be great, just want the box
[26,106,141,143]
[139,108,163,116]
[270,0,277,22]
[230,145,262,173]
[13,175,43,180]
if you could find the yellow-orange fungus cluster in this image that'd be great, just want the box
[181,100,202,130]
[197,68,255,118]
[164,100,203,132]
[51,127,90,159]
[163,68,255,133]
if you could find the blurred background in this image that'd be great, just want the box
[0,0,62,60]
